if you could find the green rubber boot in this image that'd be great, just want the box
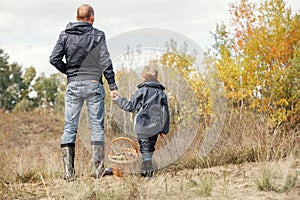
[91,143,105,178]
[61,144,75,181]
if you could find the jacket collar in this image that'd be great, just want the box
[137,81,165,90]
[65,22,93,35]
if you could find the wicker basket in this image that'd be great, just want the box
[108,137,139,177]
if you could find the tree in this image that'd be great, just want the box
[207,0,300,126]
[13,66,38,112]
[158,40,212,117]
[23,66,36,93]
[34,73,59,108]
[52,73,67,114]
[0,49,10,109]
[19,66,37,101]
[0,49,24,110]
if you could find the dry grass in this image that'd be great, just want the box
[0,110,299,199]
[177,110,299,170]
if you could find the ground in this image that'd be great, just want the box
[0,111,299,199]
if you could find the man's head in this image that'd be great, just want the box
[142,66,158,81]
[76,4,94,24]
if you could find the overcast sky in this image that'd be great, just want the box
[0,0,299,75]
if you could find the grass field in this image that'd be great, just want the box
[0,111,299,199]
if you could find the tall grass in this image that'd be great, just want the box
[0,109,299,199]
[177,110,299,170]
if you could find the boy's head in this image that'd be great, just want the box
[142,66,158,81]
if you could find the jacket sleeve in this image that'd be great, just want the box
[116,90,143,112]
[99,33,118,90]
[49,33,66,74]
[161,95,170,134]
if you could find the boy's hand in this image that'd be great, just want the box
[112,96,119,102]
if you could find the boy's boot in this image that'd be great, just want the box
[61,144,75,181]
[141,159,154,178]
[91,142,105,178]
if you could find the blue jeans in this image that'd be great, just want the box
[62,80,105,145]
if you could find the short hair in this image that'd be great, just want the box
[77,4,94,21]
[142,66,158,81]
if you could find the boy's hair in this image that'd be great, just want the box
[142,66,158,81]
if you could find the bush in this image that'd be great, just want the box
[12,98,36,113]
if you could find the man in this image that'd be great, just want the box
[50,4,118,180]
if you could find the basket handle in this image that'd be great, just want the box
[110,137,139,153]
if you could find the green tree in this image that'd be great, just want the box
[52,73,67,114]
[0,49,10,109]
[19,66,37,101]
[13,66,38,112]
[34,73,59,108]
[0,49,25,110]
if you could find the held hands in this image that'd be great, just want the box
[110,90,120,103]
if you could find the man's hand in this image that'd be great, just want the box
[159,133,166,140]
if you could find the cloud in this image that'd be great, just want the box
[0,0,299,75]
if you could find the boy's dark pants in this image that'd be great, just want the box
[138,134,158,177]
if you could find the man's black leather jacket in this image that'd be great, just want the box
[50,22,117,89]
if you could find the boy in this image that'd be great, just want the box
[112,66,170,178]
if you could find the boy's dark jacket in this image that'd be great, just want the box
[116,81,170,138]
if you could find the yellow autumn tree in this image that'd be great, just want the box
[207,0,300,127]
[156,39,212,119]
